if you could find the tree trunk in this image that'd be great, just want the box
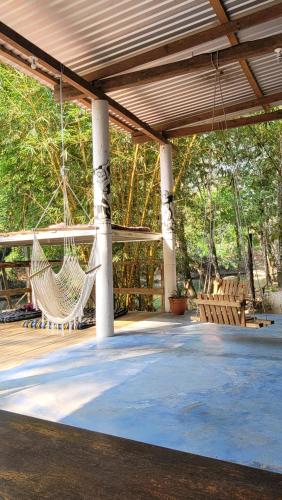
[231,176,242,274]
[277,137,282,288]
[209,212,221,283]
[234,216,242,274]
[260,229,272,286]
[177,219,197,298]
[266,235,276,283]
[247,233,256,301]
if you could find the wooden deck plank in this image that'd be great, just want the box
[0,312,159,370]
[0,410,281,500]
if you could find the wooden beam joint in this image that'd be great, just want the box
[93,34,282,92]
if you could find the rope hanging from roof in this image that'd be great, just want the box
[197,54,271,323]
[30,72,99,329]
[200,55,256,297]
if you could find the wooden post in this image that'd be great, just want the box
[160,144,177,311]
[1,268,12,309]
[23,247,31,303]
[92,99,114,339]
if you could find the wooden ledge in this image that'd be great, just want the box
[195,298,245,307]
[0,410,281,499]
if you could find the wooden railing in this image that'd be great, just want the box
[0,259,165,311]
[113,259,164,311]
[0,261,34,307]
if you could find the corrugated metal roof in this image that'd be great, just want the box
[0,0,218,72]
[0,0,281,137]
[248,53,282,95]
[110,62,255,127]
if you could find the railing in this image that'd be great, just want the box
[0,260,63,308]
[0,259,165,311]
[113,259,164,311]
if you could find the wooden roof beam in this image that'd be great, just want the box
[132,90,282,143]
[0,21,167,145]
[209,0,268,109]
[85,2,282,82]
[165,110,282,138]
[94,33,282,92]
[53,83,85,102]
[0,43,56,87]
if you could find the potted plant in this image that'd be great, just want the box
[169,283,188,315]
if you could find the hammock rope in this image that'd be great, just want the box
[30,72,99,329]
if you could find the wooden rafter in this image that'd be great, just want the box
[209,0,267,109]
[85,2,282,82]
[165,110,282,138]
[53,83,85,102]
[132,90,282,143]
[159,91,282,131]
[0,21,167,145]
[0,43,56,87]
[93,34,282,92]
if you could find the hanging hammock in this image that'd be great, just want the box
[30,73,99,329]
[31,234,98,327]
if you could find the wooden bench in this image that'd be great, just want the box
[195,293,247,326]
[216,277,247,299]
[194,278,273,328]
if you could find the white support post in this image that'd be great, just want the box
[92,99,114,338]
[160,144,177,312]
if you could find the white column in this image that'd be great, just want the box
[160,144,177,312]
[92,99,114,338]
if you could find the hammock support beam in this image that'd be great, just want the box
[0,226,162,247]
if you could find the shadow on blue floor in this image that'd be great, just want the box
[0,314,281,473]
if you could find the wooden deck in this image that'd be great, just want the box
[0,410,281,499]
[0,311,158,371]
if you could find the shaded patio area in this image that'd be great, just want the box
[0,313,281,473]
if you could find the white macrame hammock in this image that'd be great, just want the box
[30,73,99,329]
[31,233,98,328]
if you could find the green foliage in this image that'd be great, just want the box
[169,283,187,298]
[0,62,281,290]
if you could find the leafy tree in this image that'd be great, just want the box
[0,62,282,308]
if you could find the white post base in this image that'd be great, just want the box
[95,222,114,339]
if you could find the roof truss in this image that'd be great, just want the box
[209,0,267,109]
[0,2,281,144]
[166,110,282,138]
[133,90,282,143]
[93,33,282,92]
[85,2,282,82]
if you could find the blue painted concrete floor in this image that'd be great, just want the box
[0,313,282,473]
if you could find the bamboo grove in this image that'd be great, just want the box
[0,64,282,310]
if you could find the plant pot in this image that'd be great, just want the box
[169,297,187,315]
